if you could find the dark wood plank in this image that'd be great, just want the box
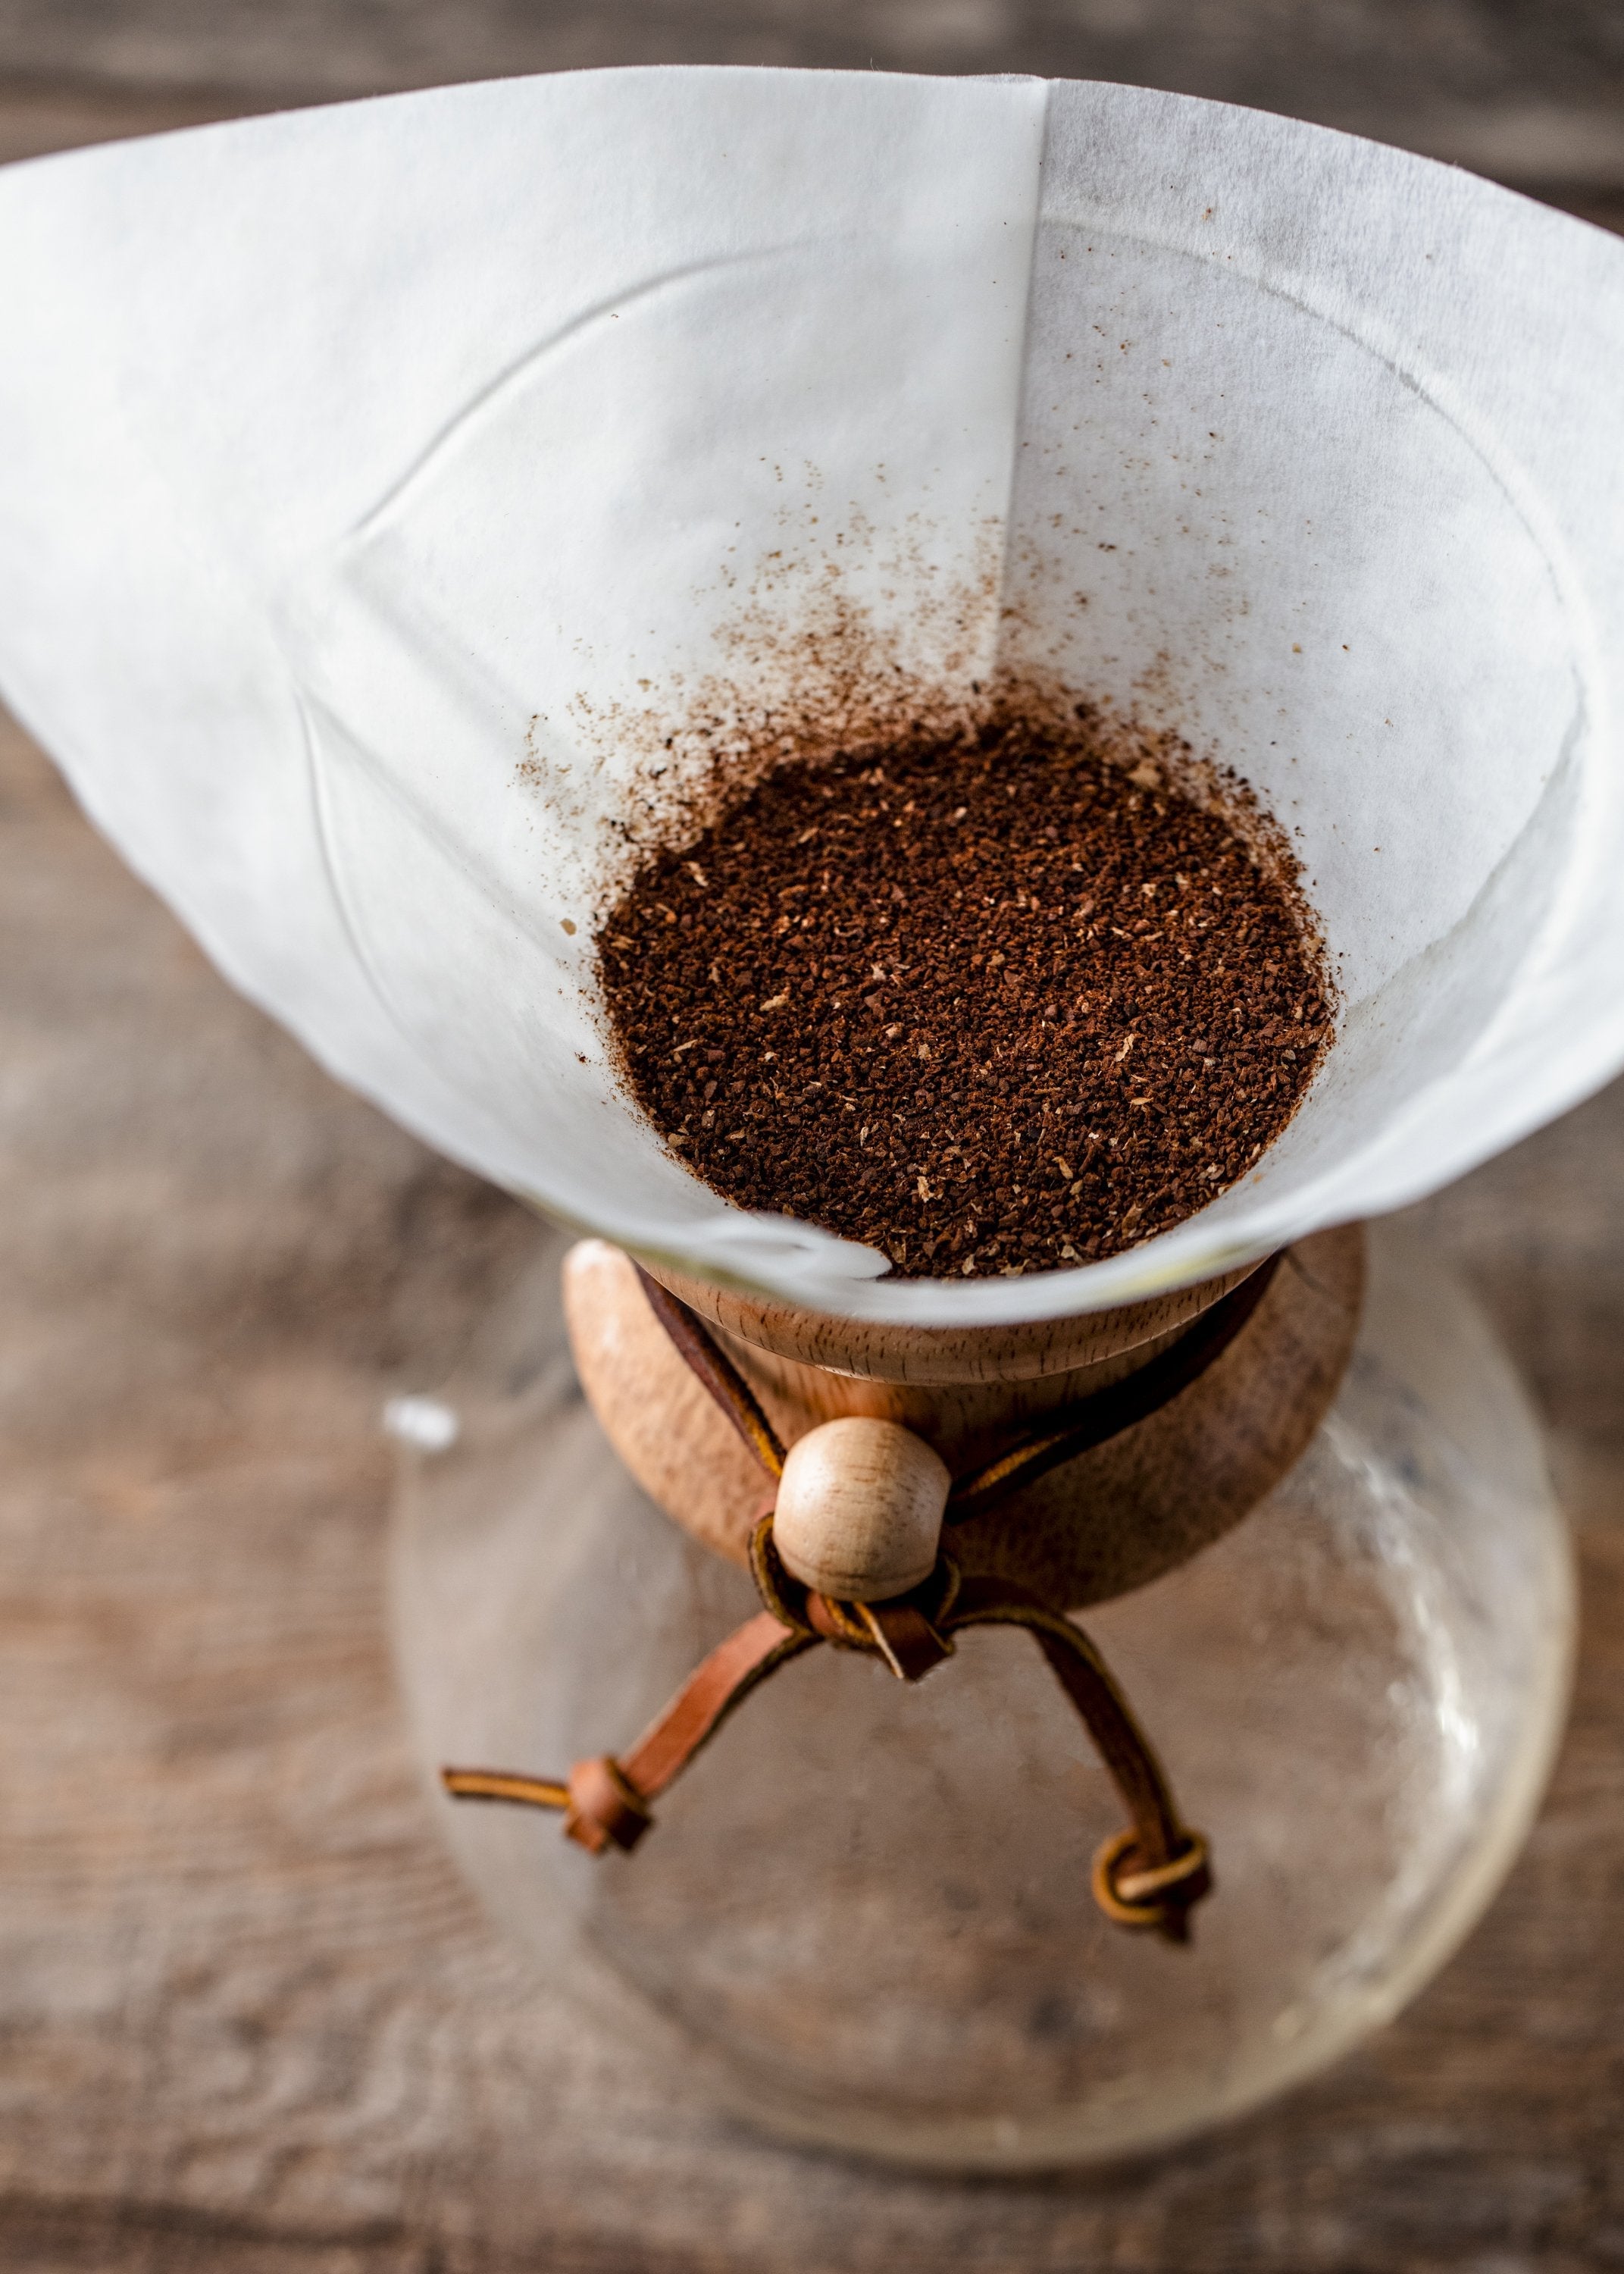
[5,685,1624,2273]
[2,2,1622,202]
[2,26,1622,2261]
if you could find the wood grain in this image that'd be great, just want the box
[0,5,1621,202]
[569,1229,1365,1608]
[771,1416,950,1599]
[649,1253,1264,1383]
[8,628,1624,2274]
[2,48,1623,2272]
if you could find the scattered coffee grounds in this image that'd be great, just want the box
[596,722,1331,1279]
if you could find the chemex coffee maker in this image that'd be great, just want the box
[2,65,1620,2168]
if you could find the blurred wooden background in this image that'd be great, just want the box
[1,0,1622,224]
[2,8,1622,2269]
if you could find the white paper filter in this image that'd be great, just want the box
[1,69,1620,1323]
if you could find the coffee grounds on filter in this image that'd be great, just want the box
[596,726,1331,1280]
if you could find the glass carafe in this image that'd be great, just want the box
[392,1219,1571,2169]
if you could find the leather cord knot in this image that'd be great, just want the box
[444,1257,1284,1941]
[563,1756,655,1855]
[1092,1826,1213,1940]
[749,1514,959,1680]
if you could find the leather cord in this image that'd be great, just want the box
[634,1267,787,1477]
[443,1257,1281,1940]
[946,1251,1280,1521]
[744,1519,1210,1940]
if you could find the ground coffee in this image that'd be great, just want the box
[597,721,1331,1279]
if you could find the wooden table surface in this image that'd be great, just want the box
[3,27,1624,2269]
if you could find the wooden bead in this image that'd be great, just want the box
[564,1231,1366,1614]
[772,1417,950,1603]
